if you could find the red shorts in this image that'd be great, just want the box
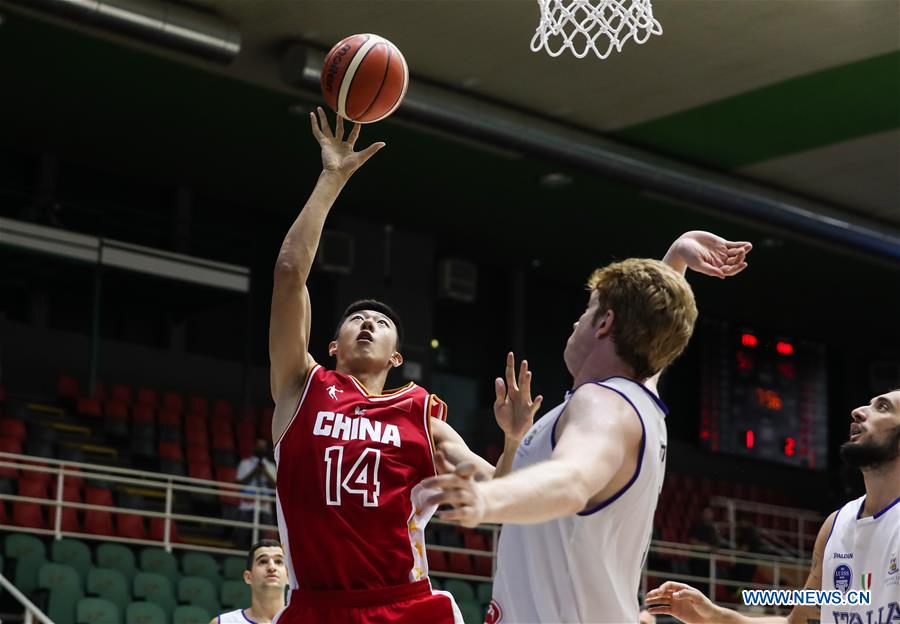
[274,579,462,624]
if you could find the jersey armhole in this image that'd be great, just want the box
[273,362,321,447]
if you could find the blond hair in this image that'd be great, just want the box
[587,258,698,379]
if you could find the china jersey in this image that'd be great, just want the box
[274,363,448,592]
[822,494,900,624]
[490,376,668,623]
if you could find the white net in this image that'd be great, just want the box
[530,0,662,59]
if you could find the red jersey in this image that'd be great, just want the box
[274,363,448,591]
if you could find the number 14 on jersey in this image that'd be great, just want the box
[324,446,382,507]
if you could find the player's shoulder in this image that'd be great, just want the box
[568,382,637,418]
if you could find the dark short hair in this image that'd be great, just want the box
[246,539,282,570]
[335,299,404,350]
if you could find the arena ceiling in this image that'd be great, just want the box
[0,0,898,341]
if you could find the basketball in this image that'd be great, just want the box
[320,34,409,124]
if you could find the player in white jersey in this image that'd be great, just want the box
[425,231,752,623]
[212,540,289,624]
[646,389,900,624]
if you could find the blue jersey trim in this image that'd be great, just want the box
[570,376,668,415]
[824,504,842,552]
[242,609,257,624]
[857,494,900,520]
[575,382,646,516]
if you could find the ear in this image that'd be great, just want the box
[390,350,404,368]
[243,569,252,585]
[593,309,614,339]
[328,340,338,358]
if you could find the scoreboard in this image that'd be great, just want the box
[699,320,828,469]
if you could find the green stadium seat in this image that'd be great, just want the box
[5,533,47,596]
[173,605,211,624]
[444,579,475,603]
[38,562,84,624]
[178,576,220,616]
[222,556,246,581]
[139,548,179,584]
[457,599,484,624]
[96,544,137,584]
[133,572,176,618]
[476,582,493,605]
[53,538,94,580]
[181,552,221,587]
[126,601,167,624]
[77,597,121,624]
[429,576,442,591]
[219,579,251,610]
[87,568,130,614]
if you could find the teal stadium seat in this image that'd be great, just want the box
[476,582,493,605]
[220,579,251,610]
[126,601,167,624]
[445,579,475,603]
[97,544,137,584]
[133,572,176,618]
[139,548,179,584]
[53,538,93,580]
[38,562,84,624]
[87,568,130,614]
[457,599,484,624]
[77,597,121,624]
[5,533,47,596]
[177,576,220,616]
[222,556,246,581]
[181,552,221,587]
[173,605,211,624]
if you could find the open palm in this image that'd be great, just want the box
[494,352,543,442]
[675,231,752,279]
[310,107,385,179]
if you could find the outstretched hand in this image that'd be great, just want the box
[310,106,385,180]
[422,450,487,528]
[494,352,543,443]
[667,231,752,279]
[644,581,722,623]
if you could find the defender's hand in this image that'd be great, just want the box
[310,106,385,180]
[494,352,543,443]
[422,454,487,528]
[645,581,723,623]
[667,231,752,279]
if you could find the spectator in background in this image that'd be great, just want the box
[234,438,276,549]
[732,513,763,588]
[688,506,725,593]
[211,539,287,624]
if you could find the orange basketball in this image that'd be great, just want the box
[320,34,409,124]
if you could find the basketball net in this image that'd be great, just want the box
[531,0,662,59]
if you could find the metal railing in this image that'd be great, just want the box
[0,571,54,624]
[710,495,823,557]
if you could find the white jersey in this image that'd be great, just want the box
[490,376,668,624]
[217,609,257,623]
[821,494,900,624]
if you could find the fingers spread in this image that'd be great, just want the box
[310,112,324,140]
[505,352,519,393]
[316,107,332,137]
[348,122,361,146]
[335,114,345,141]
[494,378,507,407]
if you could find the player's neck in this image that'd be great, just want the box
[336,364,389,395]
[248,591,285,623]
[860,457,900,517]
[571,350,638,389]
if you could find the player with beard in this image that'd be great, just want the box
[645,389,900,624]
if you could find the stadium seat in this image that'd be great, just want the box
[0,436,23,470]
[52,538,93,579]
[0,417,26,441]
[163,392,184,412]
[5,533,47,596]
[117,511,148,540]
[174,605,211,624]
[429,576,442,591]
[77,398,102,418]
[215,466,240,505]
[105,401,130,437]
[220,579,251,610]
[222,557,246,581]
[258,408,273,439]
[444,579,476,602]
[132,403,155,424]
[188,461,213,481]
[158,442,184,461]
[133,572,176,618]
[97,544,137,584]
[476,582,492,604]
[188,396,208,417]
[136,388,158,409]
[212,431,235,452]
[84,487,115,536]
[38,562,84,624]
[182,552,221,586]
[158,408,182,428]
[59,374,81,400]
[457,599,483,624]
[473,554,492,577]
[76,597,121,624]
[87,567,129,614]
[448,552,474,574]
[14,480,47,529]
[105,400,129,420]
[126,601,167,624]
[109,384,132,405]
[149,517,181,543]
[140,548,179,582]
[462,531,488,552]
[427,549,448,572]
[178,576,220,616]
[213,400,233,420]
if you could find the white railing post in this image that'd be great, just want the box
[709,551,717,600]
[774,561,781,588]
[252,486,261,545]
[491,525,500,575]
[727,500,736,549]
[54,464,65,539]
[164,479,173,553]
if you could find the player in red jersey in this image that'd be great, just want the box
[268,109,501,623]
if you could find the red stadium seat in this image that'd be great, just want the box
[163,392,184,412]
[58,374,80,400]
[462,531,488,552]
[185,414,208,435]
[427,549,448,572]
[189,396,209,417]
[136,388,158,408]
[212,432,235,452]
[21,465,52,488]
[159,442,184,461]
[447,552,473,574]
[259,408,274,439]
[14,480,48,529]
[236,419,256,441]
[215,466,240,505]
[473,554,493,576]
[0,418,26,442]
[150,517,180,542]
[105,400,129,420]
[159,409,182,428]
[59,484,82,532]
[133,404,155,423]
[110,384,132,405]
[117,513,147,540]
[213,401,233,420]
[85,486,114,506]
[91,382,107,402]
[0,438,20,477]
[85,507,115,536]
[77,398,102,418]
[188,461,213,481]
